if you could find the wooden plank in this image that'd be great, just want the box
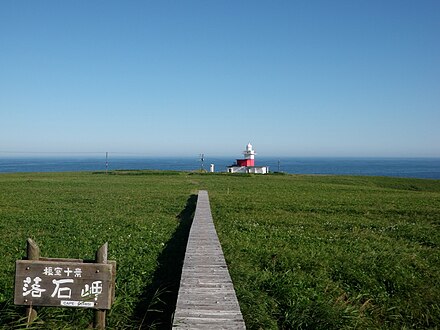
[173,190,246,329]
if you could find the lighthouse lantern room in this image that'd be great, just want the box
[227,143,269,174]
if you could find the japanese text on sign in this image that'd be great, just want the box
[15,260,113,310]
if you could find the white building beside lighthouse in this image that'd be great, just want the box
[227,143,269,174]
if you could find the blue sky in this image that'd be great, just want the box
[1,1,439,157]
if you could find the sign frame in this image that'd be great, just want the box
[15,259,114,310]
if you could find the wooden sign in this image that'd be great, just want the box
[15,260,113,310]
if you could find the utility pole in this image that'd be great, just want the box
[105,152,108,174]
[200,154,204,172]
[278,159,281,172]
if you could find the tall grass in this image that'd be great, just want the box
[0,171,196,329]
[0,171,439,329]
[203,174,440,329]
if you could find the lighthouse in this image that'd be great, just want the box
[237,143,256,167]
[227,143,269,174]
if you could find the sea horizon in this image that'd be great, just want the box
[0,155,439,179]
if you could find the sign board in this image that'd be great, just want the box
[15,260,114,310]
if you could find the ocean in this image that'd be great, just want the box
[0,156,439,179]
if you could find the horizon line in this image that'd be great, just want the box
[0,152,439,159]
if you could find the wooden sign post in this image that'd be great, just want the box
[26,238,39,324]
[14,239,116,329]
[94,242,108,329]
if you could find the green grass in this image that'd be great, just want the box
[1,171,439,329]
[204,174,440,329]
[0,171,198,329]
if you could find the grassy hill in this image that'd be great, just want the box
[0,171,439,329]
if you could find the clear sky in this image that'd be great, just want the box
[1,1,439,157]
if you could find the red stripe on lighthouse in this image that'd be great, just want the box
[237,159,255,167]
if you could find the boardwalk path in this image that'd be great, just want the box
[172,190,246,329]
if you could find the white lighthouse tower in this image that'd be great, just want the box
[243,143,256,165]
[237,143,255,167]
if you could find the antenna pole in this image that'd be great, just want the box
[105,152,108,174]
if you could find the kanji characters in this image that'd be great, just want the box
[51,279,74,299]
[81,281,103,301]
[23,276,46,297]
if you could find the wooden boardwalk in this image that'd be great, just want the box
[172,190,246,329]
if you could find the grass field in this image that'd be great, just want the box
[0,171,439,329]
